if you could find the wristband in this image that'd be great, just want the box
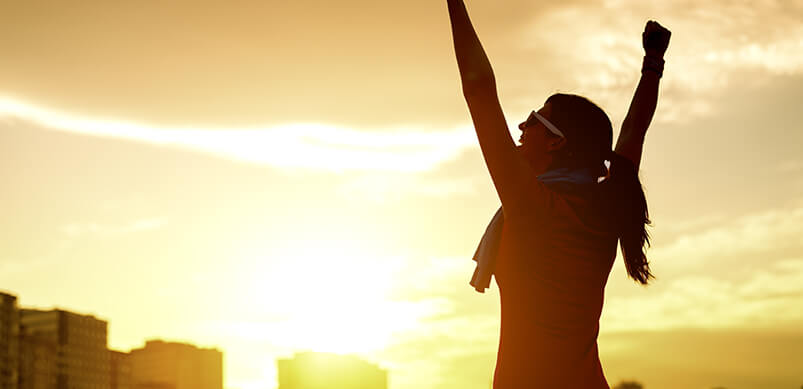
[641,55,665,78]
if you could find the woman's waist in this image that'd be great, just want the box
[495,252,613,297]
[500,291,604,328]
[498,309,602,349]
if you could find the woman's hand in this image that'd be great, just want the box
[616,20,670,171]
[642,20,671,58]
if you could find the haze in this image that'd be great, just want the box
[2,1,803,388]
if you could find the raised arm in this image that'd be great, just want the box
[615,20,671,171]
[447,0,531,210]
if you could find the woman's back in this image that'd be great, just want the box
[493,180,617,388]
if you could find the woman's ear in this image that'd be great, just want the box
[547,137,567,152]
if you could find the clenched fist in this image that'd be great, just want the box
[643,20,671,58]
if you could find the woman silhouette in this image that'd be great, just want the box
[447,1,670,388]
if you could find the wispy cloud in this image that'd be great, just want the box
[603,258,803,332]
[0,97,475,173]
[512,0,803,124]
[652,205,803,271]
[527,0,803,79]
[603,200,803,332]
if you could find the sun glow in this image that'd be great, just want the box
[230,242,428,355]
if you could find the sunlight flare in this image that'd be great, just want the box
[226,243,443,355]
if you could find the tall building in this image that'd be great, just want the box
[0,292,19,389]
[110,351,132,389]
[20,309,110,389]
[18,332,57,389]
[128,340,222,389]
[277,352,387,389]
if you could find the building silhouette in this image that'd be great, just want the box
[277,352,387,389]
[0,291,225,389]
[18,331,57,389]
[110,350,133,389]
[0,292,19,389]
[20,309,111,389]
[128,340,222,389]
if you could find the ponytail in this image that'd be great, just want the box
[541,93,653,283]
[606,153,653,284]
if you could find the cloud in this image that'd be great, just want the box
[602,201,803,332]
[603,260,803,332]
[505,0,803,125]
[651,204,803,272]
[0,96,475,173]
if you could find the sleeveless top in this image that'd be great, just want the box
[492,174,617,389]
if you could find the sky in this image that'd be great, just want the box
[2,0,803,388]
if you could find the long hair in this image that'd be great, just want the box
[545,93,653,284]
[606,153,653,284]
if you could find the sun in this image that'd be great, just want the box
[238,241,418,355]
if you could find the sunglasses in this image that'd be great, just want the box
[522,110,565,138]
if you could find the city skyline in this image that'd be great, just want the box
[1,289,226,389]
[2,289,394,389]
[2,289,225,355]
[2,0,803,388]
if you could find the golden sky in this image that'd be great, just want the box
[2,1,803,388]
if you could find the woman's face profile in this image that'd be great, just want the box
[517,102,567,172]
[518,103,555,147]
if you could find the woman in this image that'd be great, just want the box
[447,1,671,388]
